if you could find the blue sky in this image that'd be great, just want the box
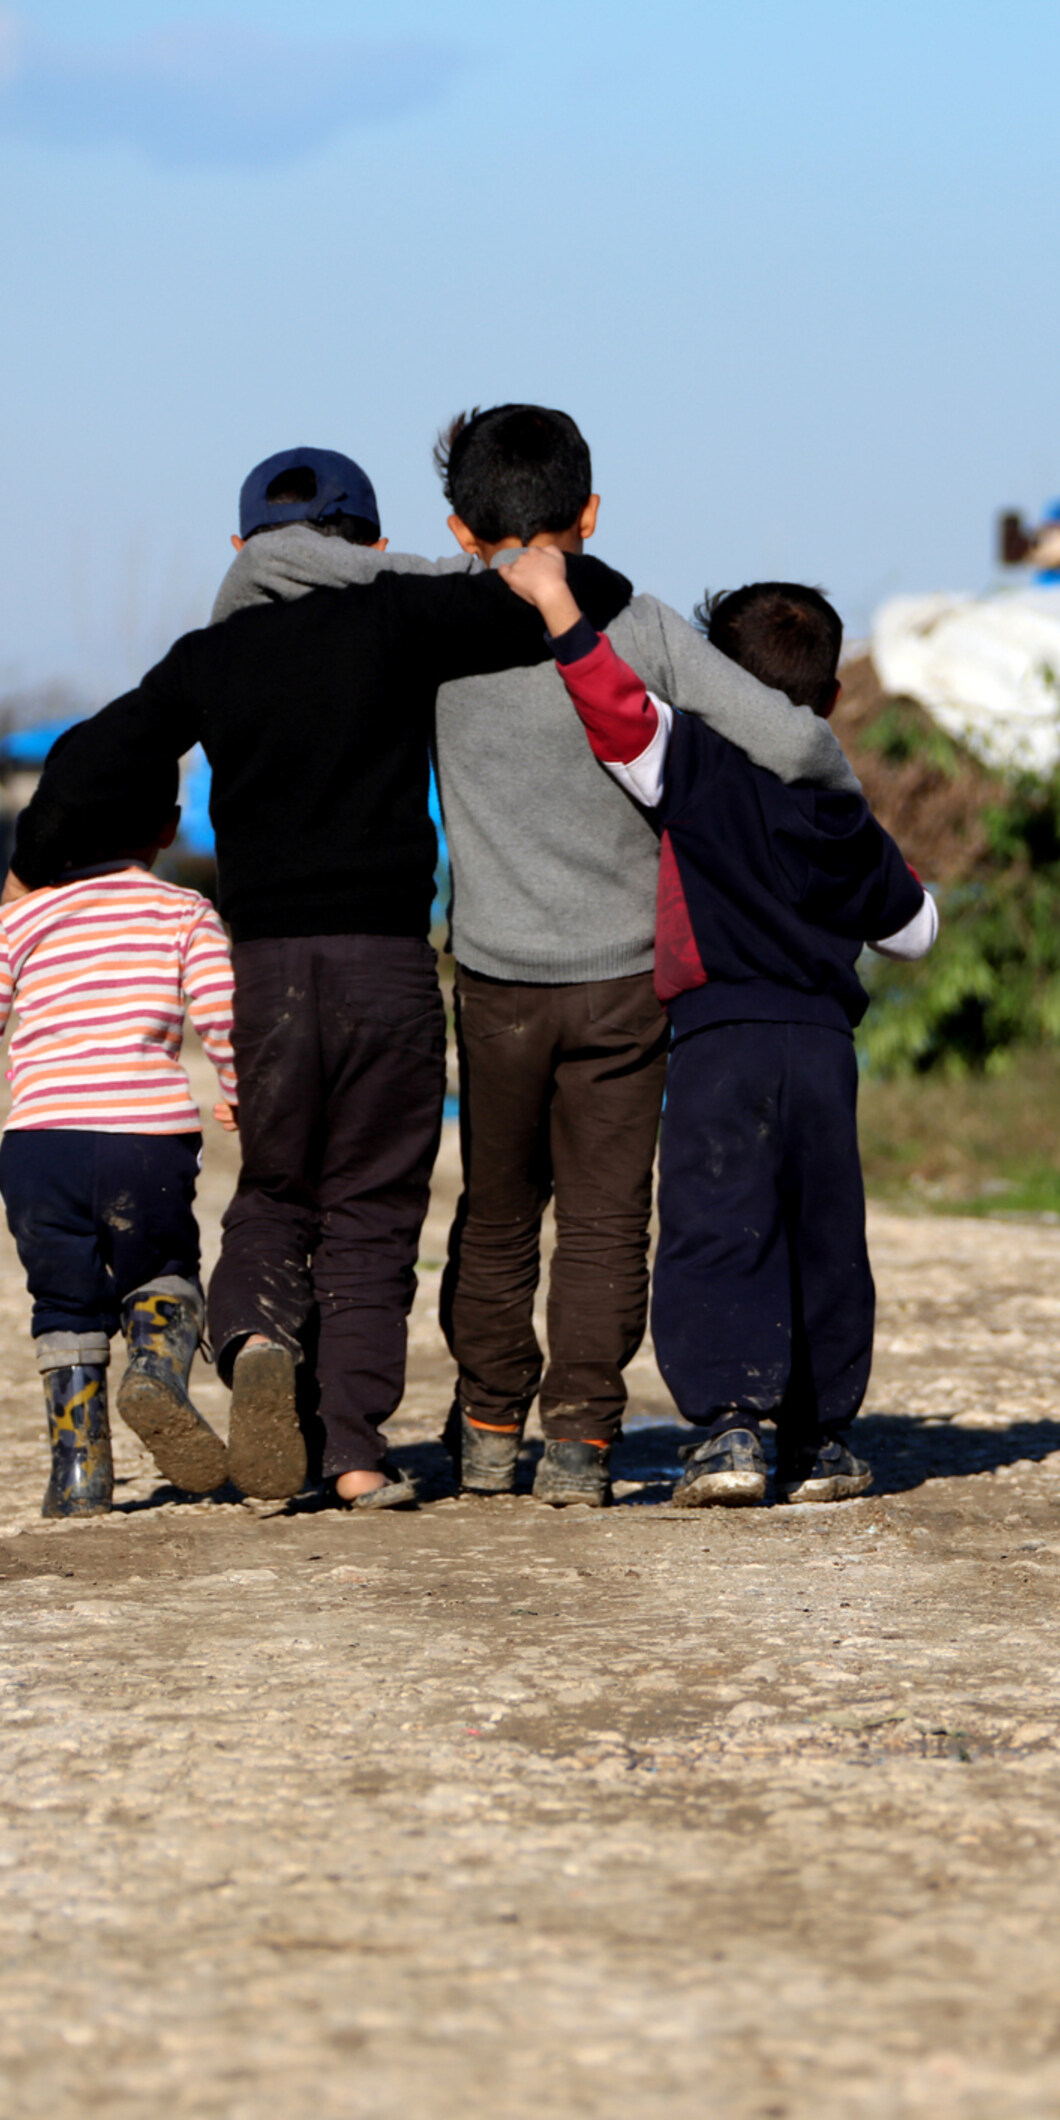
[2,0,1059,703]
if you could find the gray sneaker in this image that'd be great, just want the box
[443,1403,523,1494]
[672,1427,767,1508]
[777,1436,872,1504]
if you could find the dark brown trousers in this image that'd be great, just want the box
[441,965,669,1443]
[208,935,446,1477]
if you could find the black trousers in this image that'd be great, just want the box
[651,1022,873,1443]
[441,965,670,1443]
[0,1130,202,1339]
[207,935,446,1477]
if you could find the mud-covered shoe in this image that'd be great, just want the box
[443,1402,523,1494]
[672,1427,767,1508]
[41,1363,114,1518]
[533,1438,611,1508]
[777,1436,873,1504]
[117,1283,227,1495]
[227,1341,307,1501]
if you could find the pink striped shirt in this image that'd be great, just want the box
[0,866,237,1133]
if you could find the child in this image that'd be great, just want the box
[431,404,858,1508]
[7,449,593,1509]
[0,748,237,1516]
[198,418,855,1511]
[500,550,938,1505]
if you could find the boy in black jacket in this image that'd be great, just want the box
[5,453,632,1509]
[501,550,938,1506]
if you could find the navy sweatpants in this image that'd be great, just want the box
[651,1022,873,1442]
[0,1131,202,1339]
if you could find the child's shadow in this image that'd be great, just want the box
[612,1420,695,1501]
[392,1428,691,1505]
[851,1411,1060,1497]
[113,1410,1060,1515]
[566,1410,1060,1506]
[110,1479,243,1515]
[615,1410,1060,1504]
[388,1426,689,1506]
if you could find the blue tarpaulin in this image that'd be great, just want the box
[0,720,80,770]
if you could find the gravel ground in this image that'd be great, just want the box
[3,1053,1060,2118]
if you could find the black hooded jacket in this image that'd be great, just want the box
[13,558,632,944]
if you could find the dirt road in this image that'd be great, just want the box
[3,1059,1060,2118]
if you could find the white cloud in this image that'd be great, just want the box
[0,14,465,167]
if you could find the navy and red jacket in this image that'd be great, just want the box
[549,617,937,1041]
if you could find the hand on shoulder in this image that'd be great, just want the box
[498,547,581,637]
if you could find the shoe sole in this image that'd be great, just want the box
[672,1468,767,1508]
[340,1477,418,1511]
[227,1346,306,1501]
[117,1372,228,1494]
[780,1468,873,1504]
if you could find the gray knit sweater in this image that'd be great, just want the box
[213,529,859,982]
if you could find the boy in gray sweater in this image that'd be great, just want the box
[210,411,858,1508]
[433,406,859,1506]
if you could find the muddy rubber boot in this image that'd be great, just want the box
[533,1437,612,1508]
[37,1337,114,1518]
[117,1279,227,1495]
[227,1340,307,1501]
[443,1401,523,1494]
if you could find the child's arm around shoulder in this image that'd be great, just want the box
[853,810,939,960]
[499,547,673,806]
[791,791,940,960]
[869,874,939,961]
[7,637,206,897]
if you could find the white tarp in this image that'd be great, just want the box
[871,588,1060,776]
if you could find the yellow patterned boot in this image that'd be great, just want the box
[37,1336,114,1518]
[117,1279,227,1494]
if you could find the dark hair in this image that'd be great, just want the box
[45,729,179,868]
[695,582,843,716]
[247,464,380,546]
[433,403,592,545]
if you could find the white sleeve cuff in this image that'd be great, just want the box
[870,891,939,961]
[603,695,673,807]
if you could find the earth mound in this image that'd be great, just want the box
[833,654,1004,885]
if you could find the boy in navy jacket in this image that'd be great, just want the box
[501,550,938,1506]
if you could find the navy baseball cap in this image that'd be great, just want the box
[239,446,380,540]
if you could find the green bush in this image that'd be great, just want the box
[858,767,1060,1077]
[858,695,967,777]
